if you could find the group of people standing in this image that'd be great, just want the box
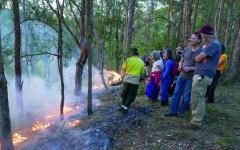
[118,25,227,130]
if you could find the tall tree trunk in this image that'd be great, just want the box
[167,0,171,47]
[124,0,136,54]
[0,5,14,149]
[216,0,225,40]
[191,0,199,34]
[43,1,48,80]
[206,0,215,25]
[224,0,234,47]
[214,0,220,37]
[86,0,93,115]
[183,0,191,44]
[150,0,157,50]
[22,0,29,77]
[46,0,65,119]
[93,22,114,99]
[74,0,87,96]
[229,28,240,81]
[115,18,120,73]
[176,0,184,46]
[229,13,240,69]
[13,0,24,117]
[58,1,65,120]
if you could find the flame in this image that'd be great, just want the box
[45,114,56,119]
[12,132,27,145]
[45,106,74,119]
[93,85,104,89]
[69,120,82,127]
[108,70,122,83]
[31,121,50,132]
[75,106,81,109]
[12,105,83,145]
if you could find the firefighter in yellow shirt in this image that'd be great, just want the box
[119,48,145,114]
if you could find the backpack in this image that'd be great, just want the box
[171,60,180,77]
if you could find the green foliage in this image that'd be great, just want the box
[1,0,240,80]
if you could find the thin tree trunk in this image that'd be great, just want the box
[229,13,240,69]
[55,0,65,120]
[206,0,215,24]
[13,0,24,117]
[115,18,120,73]
[93,22,114,99]
[124,0,136,54]
[22,0,29,77]
[176,0,183,46]
[191,0,199,34]
[46,0,65,119]
[43,1,48,80]
[86,0,93,115]
[150,0,157,50]
[216,0,225,40]
[183,0,191,44]
[229,28,240,81]
[224,0,234,47]
[167,0,171,47]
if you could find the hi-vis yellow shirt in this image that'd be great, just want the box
[122,56,145,76]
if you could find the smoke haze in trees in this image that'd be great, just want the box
[7,59,107,126]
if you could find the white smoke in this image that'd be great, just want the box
[7,59,109,128]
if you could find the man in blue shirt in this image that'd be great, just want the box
[183,25,221,130]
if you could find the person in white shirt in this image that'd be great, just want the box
[145,50,163,103]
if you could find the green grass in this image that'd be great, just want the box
[214,136,240,147]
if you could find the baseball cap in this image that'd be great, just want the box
[198,25,214,35]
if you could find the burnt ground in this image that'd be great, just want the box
[15,83,240,150]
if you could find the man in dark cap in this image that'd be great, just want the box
[183,25,221,130]
[119,48,145,114]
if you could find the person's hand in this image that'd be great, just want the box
[178,67,182,71]
[183,67,191,72]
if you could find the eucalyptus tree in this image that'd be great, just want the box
[229,26,240,81]
[59,0,87,96]
[86,0,93,115]
[183,0,191,45]
[224,0,234,48]
[124,0,136,57]
[190,0,199,34]
[46,0,66,120]
[0,1,14,149]
[12,0,24,117]
[215,0,225,40]
[22,0,30,76]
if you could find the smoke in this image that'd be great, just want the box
[7,59,109,128]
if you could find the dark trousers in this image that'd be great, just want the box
[205,70,221,102]
[121,82,139,107]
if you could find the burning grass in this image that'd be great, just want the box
[12,105,83,146]
[12,132,28,145]
[69,120,82,127]
[31,121,51,132]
